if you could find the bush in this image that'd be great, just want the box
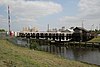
[30,42,39,50]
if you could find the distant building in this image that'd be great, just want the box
[59,26,65,32]
[22,27,30,32]
[22,26,38,32]
[70,27,74,29]
[31,27,38,32]
[58,27,73,34]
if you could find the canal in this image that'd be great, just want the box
[40,45,100,65]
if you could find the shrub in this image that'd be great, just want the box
[30,42,39,50]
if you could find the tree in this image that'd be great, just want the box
[0,29,5,32]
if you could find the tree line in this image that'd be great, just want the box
[0,29,5,32]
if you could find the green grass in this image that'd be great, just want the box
[0,40,99,67]
[88,36,100,42]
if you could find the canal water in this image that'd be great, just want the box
[13,38,100,65]
[40,45,100,65]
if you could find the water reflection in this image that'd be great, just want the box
[40,45,100,65]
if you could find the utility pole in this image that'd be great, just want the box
[82,20,84,28]
[8,5,11,35]
[91,24,94,31]
[47,24,49,32]
[81,20,84,42]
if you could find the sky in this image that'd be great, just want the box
[0,0,100,31]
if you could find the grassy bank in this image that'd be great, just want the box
[0,40,98,67]
[88,36,100,42]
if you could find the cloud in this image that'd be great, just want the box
[78,0,100,19]
[60,16,80,23]
[0,15,6,23]
[60,0,100,22]
[59,0,100,29]
[0,15,8,29]
[0,0,62,22]
[58,16,82,29]
[60,0,100,20]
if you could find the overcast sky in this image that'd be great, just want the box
[0,0,100,31]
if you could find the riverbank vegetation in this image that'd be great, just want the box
[0,40,98,67]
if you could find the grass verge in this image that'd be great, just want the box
[88,36,100,42]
